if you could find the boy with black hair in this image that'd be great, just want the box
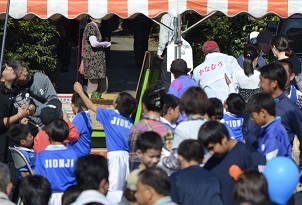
[168,59,197,124]
[135,167,176,205]
[34,98,79,154]
[19,175,51,205]
[124,131,164,204]
[170,139,223,205]
[208,97,234,139]
[8,124,35,178]
[244,62,302,170]
[74,82,137,193]
[160,94,180,130]
[71,155,111,205]
[35,119,78,205]
[198,120,265,205]
[167,59,197,99]
[223,93,245,142]
[128,86,173,171]
[247,92,291,161]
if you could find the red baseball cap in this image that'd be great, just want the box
[202,40,219,53]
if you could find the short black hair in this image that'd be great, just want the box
[178,139,204,164]
[72,91,89,113]
[279,59,294,75]
[45,119,69,142]
[8,124,30,145]
[258,63,287,90]
[62,185,82,205]
[20,175,52,205]
[75,155,109,191]
[162,94,179,116]
[198,120,230,147]
[136,131,164,153]
[142,86,165,113]
[138,167,171,196]
[208,98,224,120]
[115,92,137,117]
[179,86,210,116]
[247,92,276,116]
[170,59,189,78]
[226,93,245,115]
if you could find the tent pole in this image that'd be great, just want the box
[176,14,182,59]
[150,18,173,31]
[182,11,217,34]
[0,0,10,73]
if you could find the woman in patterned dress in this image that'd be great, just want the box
[83,16,111,95]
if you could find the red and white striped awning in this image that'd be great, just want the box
[0,0,301,19]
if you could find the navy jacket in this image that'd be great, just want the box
[170,165,223,205]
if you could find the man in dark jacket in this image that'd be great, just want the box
[244,62,302,171]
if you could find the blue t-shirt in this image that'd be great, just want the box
[96,108,133,152]
[16,146,36,179]
[168,75,198,99]
[67,111,93,157]
[258,118,292,161]
[221,120,235,139]
[35,145,77,192]
[223,112,244,142]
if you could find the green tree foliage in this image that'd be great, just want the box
[0,18,59,80]
[183,13,278,67]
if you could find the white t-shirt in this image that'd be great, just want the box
[233,69,260,89]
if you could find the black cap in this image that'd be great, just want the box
[40,99,62,126]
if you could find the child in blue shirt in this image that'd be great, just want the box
[170,139,223,205]
[67,91,93,157]
[8,124,36,179]
[223,93,245,142]
[168,59,197,124]
[74,82,137,193]
[208,97,235,139]
[247,92,292,161]
[35,119,78,205]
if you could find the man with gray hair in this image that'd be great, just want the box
[0,162,15,205]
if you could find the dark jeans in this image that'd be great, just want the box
[160,54,171,92]
[133,15,153,67]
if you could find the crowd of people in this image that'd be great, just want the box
[1,25,302,205]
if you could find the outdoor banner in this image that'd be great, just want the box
[58,94,114,130]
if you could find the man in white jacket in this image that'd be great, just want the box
[193,40,241,103]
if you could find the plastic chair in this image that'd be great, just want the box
[8,146,34,175]
[9,146,34,205]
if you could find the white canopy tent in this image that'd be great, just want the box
[0,0,301,19]
[0,0,301,69]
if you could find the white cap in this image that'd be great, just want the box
[248,31,259,44]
